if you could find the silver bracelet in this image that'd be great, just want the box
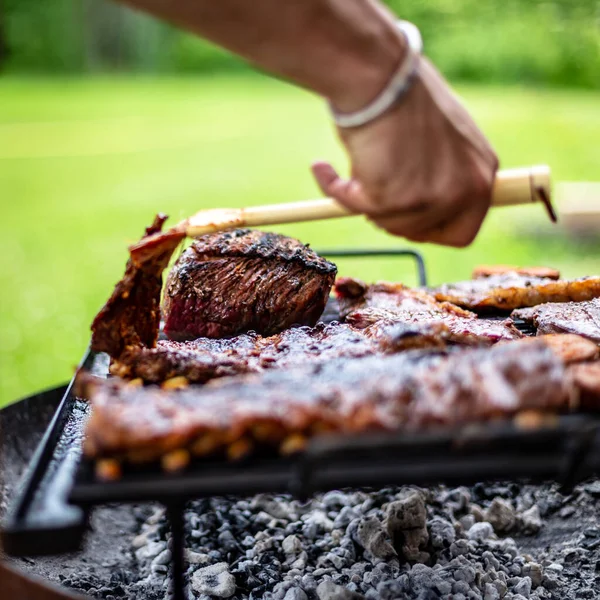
[330,21,423,129]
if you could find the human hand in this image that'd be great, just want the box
[312,57,499,247]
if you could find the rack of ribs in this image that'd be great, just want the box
[109,319,455,383]
[512,298,600,343]
[80,336,597,475]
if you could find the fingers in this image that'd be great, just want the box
[372,176,491,247]
[312,161,431,226]
[311,161,370,214]
[409,201,489,247]
[312,160,490,247]
[374,207,483,247]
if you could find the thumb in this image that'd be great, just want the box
[311,161,370,214]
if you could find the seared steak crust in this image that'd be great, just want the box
[434,273,600,311]
[163,229,337,340]
[335,278,522,345]
[81,338,576,464]
[91,215,184,357]
[512,298,600,343]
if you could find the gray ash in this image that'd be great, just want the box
[41,480,599,600]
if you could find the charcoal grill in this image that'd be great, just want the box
[2,248,600,600]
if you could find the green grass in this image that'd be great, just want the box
[1,75,599,407]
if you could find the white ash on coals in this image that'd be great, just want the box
[113,481,600,600]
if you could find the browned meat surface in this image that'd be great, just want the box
[365,321,451,352]
[162,229,336,341]
[537,334,600,364]
[434,273,600,311]
[81,338,578,468]
[111,323,376,382]
[335,278,522,345]
[568,362,600,410]
[91,215,185,357]
[512,299,600,343]
[472,265,560,280]
[110,319,455,383]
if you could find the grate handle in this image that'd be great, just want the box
[315,248,427,287]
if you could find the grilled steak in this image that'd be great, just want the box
[162,229,337,340]
[91,215,184,357]
[81,338,578,469]
[434,272,600,311]
[335,278,522,345]
[512,298,600,343]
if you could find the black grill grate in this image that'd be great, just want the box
[2,249,599,600]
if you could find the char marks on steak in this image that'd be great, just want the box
[512,298,600,343]
[434,272,600,311]
[162,229,337,340]
[91,215,185,358]
[81,338,578,464]
[335,278,522,345]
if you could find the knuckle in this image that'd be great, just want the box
[387,180,432,214]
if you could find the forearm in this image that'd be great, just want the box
[116,0,405,111]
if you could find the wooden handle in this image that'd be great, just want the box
[184,164,553,237]
[493,164,551,207]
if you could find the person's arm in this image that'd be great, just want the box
[117,0,405,113]
[117,0,498,247]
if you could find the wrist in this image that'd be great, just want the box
[325,16,408,114]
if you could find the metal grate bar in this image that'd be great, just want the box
[315,248,428,287]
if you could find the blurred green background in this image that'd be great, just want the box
[0,1,599,406]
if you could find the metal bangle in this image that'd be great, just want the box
[331,21,423,129]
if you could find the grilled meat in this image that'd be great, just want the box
[512,299,600,343]
[112,283,527,385]
[472,265,560,280]
[568,362,600,410]
[91,215,185,357]
[110,319,455,383]
[81,338,577,467]
[536,334,599,364]
[434,273,600,311]
[335,278,522,345]
[163,229,337,340]
[111,323,377,382]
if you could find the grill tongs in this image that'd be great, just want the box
[131,165,554,252]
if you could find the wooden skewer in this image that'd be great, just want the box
[178,164,553,239]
